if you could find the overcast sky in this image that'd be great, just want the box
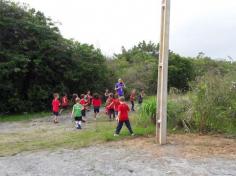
[13,0,236,59]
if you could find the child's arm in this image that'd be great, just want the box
[127,104,130,112]
[117,111,120,122]
[123,83,126,88]
[107,101,114,109]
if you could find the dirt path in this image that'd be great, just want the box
[0,109,96,134]
[0,110,236,176]
[0,137,236,176]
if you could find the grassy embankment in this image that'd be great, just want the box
[0,110,155,156]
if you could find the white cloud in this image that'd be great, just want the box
[12,0,236,59]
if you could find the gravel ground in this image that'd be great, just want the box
[0,142,235,176]
[0,107,236,176]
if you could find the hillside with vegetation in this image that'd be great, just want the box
[1,0,236,135]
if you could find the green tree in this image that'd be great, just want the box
[0,0,110,113]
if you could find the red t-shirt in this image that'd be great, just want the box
[106,97,114,110]
[80,99,87,110]
[92,98,102,107]
[113,99,120,111]
[86,94,92,104]
[52,99,60,112]
[130,93,135,101]
[62,96,68,107]
[118,103,130,122]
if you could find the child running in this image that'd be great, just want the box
[71,98,83,129]
[108,94,120,117]
[138,89,145,105]
[92,93,102,119]
[114,96,134,136]
[80,94,88,121]
[130,89,136,111]
[72,93,78,104]
[85,90,92,111]
[60,93,69,114]
[106,93,115,120]
[52,93,60,123]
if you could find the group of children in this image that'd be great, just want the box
[51,88,145,136]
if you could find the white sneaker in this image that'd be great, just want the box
[114,134,119,137]
[131,133,135,136]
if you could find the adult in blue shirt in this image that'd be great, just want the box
[115,78,126,97]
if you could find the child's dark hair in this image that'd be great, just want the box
[93,93,99,99]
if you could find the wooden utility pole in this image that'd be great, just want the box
[156,0,170,145]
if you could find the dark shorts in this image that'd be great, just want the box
[53,111,59,116]
[81,109,86,117]
[94,106,100,113]
[75,116,82,121]
[115,111,118,116]
[108,109,115,114]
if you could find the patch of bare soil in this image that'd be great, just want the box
[1,135,236,176]
[117,134,236,159]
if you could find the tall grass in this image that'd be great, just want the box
[138,95,192,132]
[139,71,236,135]
[191,71,236,134]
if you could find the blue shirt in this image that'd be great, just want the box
[115,82,124,96]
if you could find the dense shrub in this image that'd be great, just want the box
[139,70,236,135]
[191,71,236,133]
[0,0,111,113]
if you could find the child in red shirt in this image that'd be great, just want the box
[59,93,69,114]
[114,96,134,136]
[106,93,115,120]
[130,89,136,111]
[107,94,120,117]
[92,93,102,119]
[86,90,93,111]
[80,94,88,118]
[52,93,60,123]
